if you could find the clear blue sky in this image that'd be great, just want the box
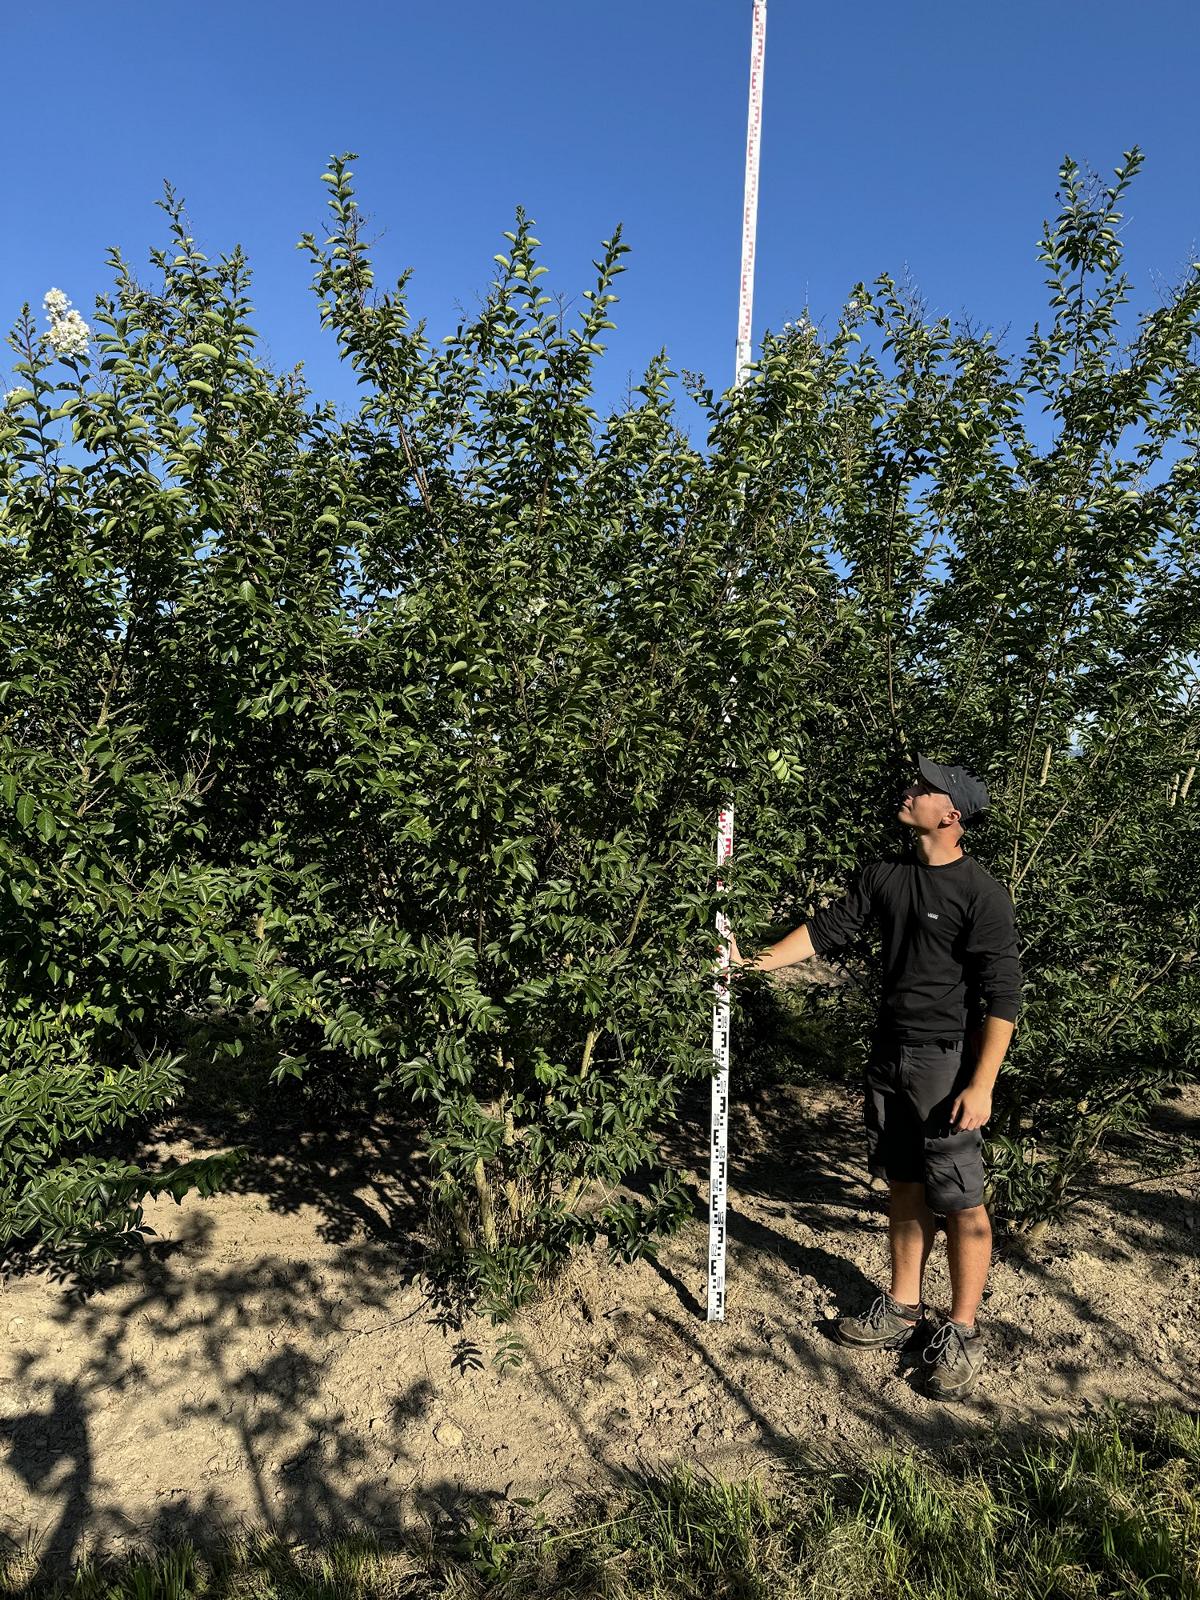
[3,0,1197,419]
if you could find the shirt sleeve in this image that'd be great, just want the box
[965,885,1023,1023]
[806,863,879,957]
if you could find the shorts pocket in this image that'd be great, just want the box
[922,1142,966,1212]
[924,1130,985,1210]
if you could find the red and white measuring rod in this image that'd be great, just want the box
[708,0,766,1324]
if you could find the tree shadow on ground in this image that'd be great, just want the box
[0,1221,480,1584]
[0,1081,458,1583]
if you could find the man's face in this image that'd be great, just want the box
[897,774,958,830]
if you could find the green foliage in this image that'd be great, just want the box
[1,147,1197,1287]
[1,157,825,1290]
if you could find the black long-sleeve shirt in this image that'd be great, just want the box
[805,850,1022,1042]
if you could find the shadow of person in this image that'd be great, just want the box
[0,1377,93,1583]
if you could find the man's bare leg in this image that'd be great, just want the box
[888,1180,936,1311]
[944,1204,991,1326]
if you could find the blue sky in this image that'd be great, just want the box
[3,0,1197,420]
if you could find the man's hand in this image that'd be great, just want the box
[950,1082,992,1132]
[706,932,745,985]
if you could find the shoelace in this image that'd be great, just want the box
[862,1294,919,1331]
[922,1321,966,1366]
[862,1294,890,1331]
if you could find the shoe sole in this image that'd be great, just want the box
[833,1322,922,1351]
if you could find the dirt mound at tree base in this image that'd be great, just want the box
[2,1080,1196,1576]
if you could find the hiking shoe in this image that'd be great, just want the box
[834,1292,925,1350]
[921,1316,985,1398]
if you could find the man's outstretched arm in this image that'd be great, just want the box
[728,923,817,972]
[727,863,879,974]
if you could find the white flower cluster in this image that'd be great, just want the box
[42,286,91,359]
[780,313,817,350]
[842,293,870,327]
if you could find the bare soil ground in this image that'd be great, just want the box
[2,1071,1197,1577]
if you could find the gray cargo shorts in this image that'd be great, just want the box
[864,1030,986,1213]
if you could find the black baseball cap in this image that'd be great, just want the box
[916,753,991,824]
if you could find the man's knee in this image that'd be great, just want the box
[943,1202,991,1238]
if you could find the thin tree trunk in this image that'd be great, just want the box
[579,1028,598,1081]
[473,1156,498,1251]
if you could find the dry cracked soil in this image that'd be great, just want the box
[1,1065,1197,1578]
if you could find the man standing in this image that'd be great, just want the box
[728,754,1022,1398]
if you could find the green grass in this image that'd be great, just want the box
[2,1406,1196,1599]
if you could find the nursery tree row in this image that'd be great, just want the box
[1,150,1196,1302]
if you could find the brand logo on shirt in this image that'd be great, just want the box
[926,912,939,919]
